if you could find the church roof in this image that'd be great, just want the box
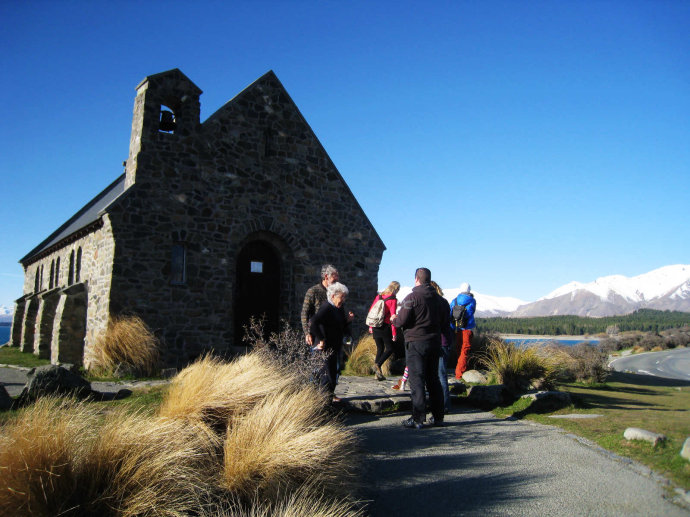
[20,174,126,265]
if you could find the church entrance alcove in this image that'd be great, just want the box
[234,240,281,346]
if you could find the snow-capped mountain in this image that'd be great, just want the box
[0,305,13,324]
[393,287,527,317]
[511,265,690,317]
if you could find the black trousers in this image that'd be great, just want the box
[406,338,444,423]
[317,345,340,394]
[373,325,395,367]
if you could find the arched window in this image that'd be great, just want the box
[49,260,55,289]
[76,248,82,283]
[34,270,40,293]
[55,257,60,287]
[68,250,75,286]
[39,265,44,291]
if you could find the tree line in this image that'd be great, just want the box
[477,309,690,335]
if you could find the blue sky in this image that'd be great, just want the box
[1,0,688,308]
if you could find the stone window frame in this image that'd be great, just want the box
[34,269,40,293]
[170,243,187,286]
[55,256,60,288]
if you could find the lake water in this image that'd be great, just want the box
[504,337,600,347]
[0,326,10,344]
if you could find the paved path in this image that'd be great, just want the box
[609,347,690,382]
[336,376,689,516]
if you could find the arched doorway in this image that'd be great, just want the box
[234,240,281,346]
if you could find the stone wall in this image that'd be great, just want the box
[14,218,116,365]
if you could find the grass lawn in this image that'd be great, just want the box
[0,345,51,368]
[492,371,690,490]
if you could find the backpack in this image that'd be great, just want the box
[452,303,469,329]
[365,295,388,327]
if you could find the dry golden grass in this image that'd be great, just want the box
[0,397,100,516]
[213,485,364,516]
[0,398,221,516]
[221,387,356,501]
[1,352,360,517]
[158,354,303,430]
[480,339,568,391]
[88,315,160,377]
[345,334,392,376]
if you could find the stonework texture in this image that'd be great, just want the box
[12,69,385,368]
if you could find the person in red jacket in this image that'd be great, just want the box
[367,281,400,381]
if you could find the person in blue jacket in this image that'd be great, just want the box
[449,282,477,380]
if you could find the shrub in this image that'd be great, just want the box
[479,338,565,392]
[242,317,324,384]
[560,343,609,383]
[87,315,160,377]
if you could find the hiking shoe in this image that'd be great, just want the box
[428,416,444,427]
[402,417,423,430]
[374,365,386,381]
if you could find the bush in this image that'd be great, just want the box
[560,343,608,383]
[87,315,160,377]
[479,338,566,392]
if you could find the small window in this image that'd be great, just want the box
[34,270,40,293]
[55,257,60,287]
[171,244,186,284]
[250,261,263,274]
[76,248,82,283]
[68,250,75,286]
[39,265,44,290]
[49,260,55,289]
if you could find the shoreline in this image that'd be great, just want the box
[498,333,602,341]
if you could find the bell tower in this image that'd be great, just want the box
[125,69,202,188]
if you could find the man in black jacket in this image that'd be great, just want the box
[391,267,447,429]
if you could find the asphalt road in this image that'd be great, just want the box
[349,409,689,516]
[609,348,690,381]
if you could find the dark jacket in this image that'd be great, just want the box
[301,283,328,335]
[310,302,350,351]
[393,284,449,343]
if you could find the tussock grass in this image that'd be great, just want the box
[480,339,567,391]
[345,334,392,376]
[1,351,360,516]
[88,315,160,377]
[0,397,220,516]
[222,387,355,501]
[158,354,302,430]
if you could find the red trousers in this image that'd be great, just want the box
[455,329,473,379]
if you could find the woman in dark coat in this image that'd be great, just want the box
[310,282,353,401]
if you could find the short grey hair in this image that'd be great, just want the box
[327,282,348,302]
[321,264,338,279]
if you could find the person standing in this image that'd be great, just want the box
[431,281,453,413]
[301,264,339,346]
[367,281,400,381]
[310,282,353,402]
[450,282,477,380]
[391,268,447,429]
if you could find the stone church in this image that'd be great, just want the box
[11,69,385,368]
